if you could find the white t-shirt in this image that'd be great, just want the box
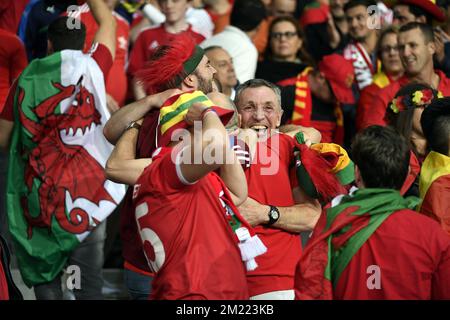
[186,7,214,40]
[201,26,258,84]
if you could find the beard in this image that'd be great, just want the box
[195,72,214,94]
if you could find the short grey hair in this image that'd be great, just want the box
[234,78,282,109]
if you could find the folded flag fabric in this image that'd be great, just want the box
[295,188,420,300]
[419,151,450,236]
[294,132,352,201]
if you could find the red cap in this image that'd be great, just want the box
[318,54,355,105]
[394,0,446,22]
[299,2,330,27]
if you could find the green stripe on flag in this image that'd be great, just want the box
[322,188,420,287]
[160,95,209,125]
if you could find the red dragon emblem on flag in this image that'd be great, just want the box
[17,80,115,238]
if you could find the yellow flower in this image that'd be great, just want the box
[390,98,399,113]
[412,91,423,105]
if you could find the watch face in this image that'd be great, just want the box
[271,209,279,220]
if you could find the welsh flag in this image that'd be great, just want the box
[419,151,450,236]
[295,188,420,299]
[7,49,126,287]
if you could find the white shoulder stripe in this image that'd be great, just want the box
[88,42,99,55]
[175,146,197,185]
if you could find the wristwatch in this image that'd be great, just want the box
[266,206,280,226]
[125,121,142,131]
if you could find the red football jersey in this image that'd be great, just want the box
[0,28,27,113]
[133,147,249,300]
[245,133,302,297]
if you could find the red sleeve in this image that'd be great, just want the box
[90,43,113,78]
[431,234,450,299]
[130,13,144,29]
[127,32,147,77]
[365,91,389,129]
[158,150,186,190]
[399,151,420,196]
[191,30,205,45]
[0,81,17,120]
[10,36,27,83]
[142,147,193,192]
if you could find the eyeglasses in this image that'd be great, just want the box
[380,45,399,54]
[270,31,298,40]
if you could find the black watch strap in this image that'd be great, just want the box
[266,205,280,226]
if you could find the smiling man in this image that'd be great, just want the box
[369,22,450,128]
[342,0,378,90]
[234,79,322,300]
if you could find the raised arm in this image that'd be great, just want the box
[88,0,117,60]
[179,103,230,182]
[219,143,248,206]
[179,103,247,203]
[103,89,182,144]
[180,103,247,203]
[105,118,152,185]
